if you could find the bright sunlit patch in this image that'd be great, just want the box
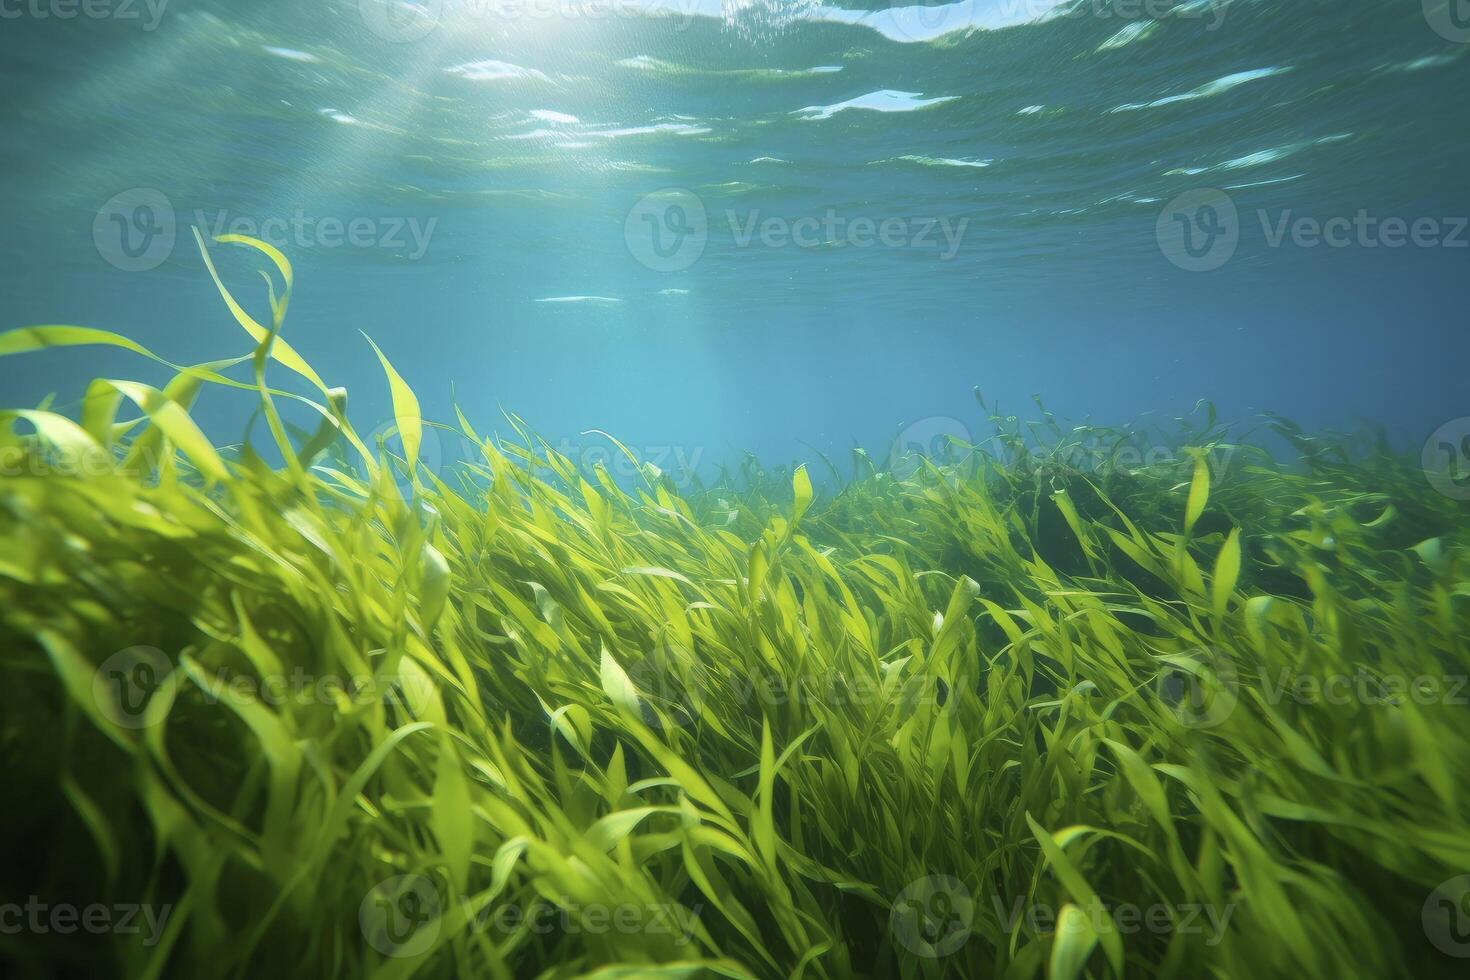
[262,46,320,63]
[1223,174,1307,190]
[795,90,959,120]
[587,122,712,138]
[812,0,1068,42]
[1110,66,1292,112]
[535,295,624,304]
[1390,54,1458,72]
[883,154,992,168]
[318,107,359,125]
[530,109,579,124]
[1097,20,1157,52]
[1163,134,1351,175]
[616,54,844,77]
[444,60,549,82]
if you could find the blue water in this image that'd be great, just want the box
[1,0,1467,479]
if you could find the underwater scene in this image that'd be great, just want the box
[2,0,1469,976]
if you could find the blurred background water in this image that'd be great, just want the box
[0,0,1466,480]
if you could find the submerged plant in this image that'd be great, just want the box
[1,235,1467,979]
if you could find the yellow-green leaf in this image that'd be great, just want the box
[1184,452,1209,533]
[1211,528,1241,619]
[363,334,422,475]
[792,463,813,522]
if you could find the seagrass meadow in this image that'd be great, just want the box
[2,236,1469,980]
